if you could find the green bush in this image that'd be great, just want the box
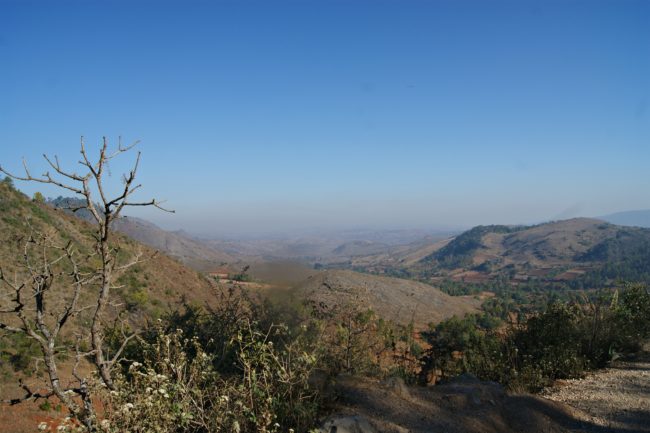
[99,286,323,433]
[421,314,509,384]
[125,288,149,311]
[612,284,650,351]
[512,303,587,381]
[420,284,650,392]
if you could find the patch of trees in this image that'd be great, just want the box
[421,284,650,391]
[229,265,253,282]
[570,237,650,289]
[425,225,522,269]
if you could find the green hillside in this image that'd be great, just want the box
[0,178,215,340]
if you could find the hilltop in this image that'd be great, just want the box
[426,218,633,268]
[294,269,481,328]
[345,218,650,290]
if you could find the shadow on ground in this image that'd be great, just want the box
[321,373,650,433]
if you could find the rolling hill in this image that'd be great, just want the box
[111,216,236,271]
[408,218,650,288]
[338,218,650,290]
[47,196,237,271]
[331,240,391,257]
[200,229,454,264]
[423,218,618,269]
[294,269,481,328]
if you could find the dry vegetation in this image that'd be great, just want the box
[1,142,649,433]
[295,269,480,328]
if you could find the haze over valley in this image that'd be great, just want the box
[2,1,649,432]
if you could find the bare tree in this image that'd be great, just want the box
[0,137,172,431]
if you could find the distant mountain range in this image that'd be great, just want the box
[43,195,650,289]
[111,217,236,271]
[598,209,650,228]
[200,229,454,263]
[46,196,237,271]
[46,196,461,272]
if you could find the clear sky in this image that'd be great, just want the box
[1,0,649,235]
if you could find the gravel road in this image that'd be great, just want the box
[541,348,650,432]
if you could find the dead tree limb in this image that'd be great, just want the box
[0,137,172,431]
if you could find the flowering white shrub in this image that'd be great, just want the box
[93,322,320,433]
[98,329,234,432]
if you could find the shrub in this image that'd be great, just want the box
[97,285,323,433]
[513,303,587,381]
[612,283,650,351]
[421,314,509,384]
[100,329,224,433]
[125,288,149,311]
[420,284,650,392]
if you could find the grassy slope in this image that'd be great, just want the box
[414,218,650,278]
[0,181,215,399]
[0,182,214,309]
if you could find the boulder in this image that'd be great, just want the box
[318,415,377,433]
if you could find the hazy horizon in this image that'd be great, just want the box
[2,0,649,235]
[125,202,650,237]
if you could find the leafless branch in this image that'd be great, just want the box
[0,137,172,431]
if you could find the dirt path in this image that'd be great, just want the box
[323,349,650,433]
[323,374,591,433]
[541,349,650,433]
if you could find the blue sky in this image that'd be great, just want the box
[1,0,649,235]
